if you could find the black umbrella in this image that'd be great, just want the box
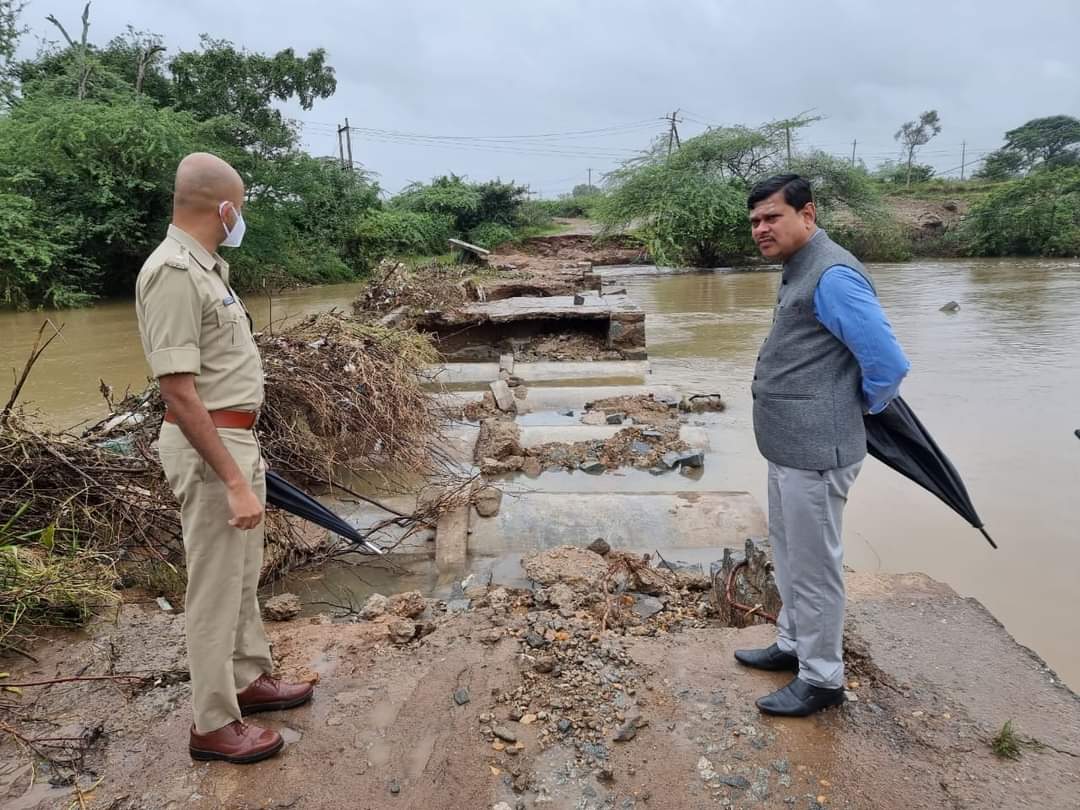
[864,396,997,549]
[265,470,385,555]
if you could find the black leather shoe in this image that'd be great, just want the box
[734,643,799,672]
[755,677,845,717]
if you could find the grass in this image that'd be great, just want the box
[991,720,1022,760]
[400,252,459,270]
[880,178,1006,201]
[0,539,119,649]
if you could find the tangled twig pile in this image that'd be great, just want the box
[258,312,451,491]
[352,260,482,318]
[0,312,463,646]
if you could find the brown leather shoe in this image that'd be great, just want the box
[237,674,314,715]
[189,721,283,764]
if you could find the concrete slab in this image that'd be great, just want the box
[430,363,500,386]
[433,384,679,413]
[489,380,515,412]
[430,293,641,326]
[518,425,623,447]
[442,423,481,463]
[467,491,766,555]
[515,385,679,412]
[514,361,650,383]
[435,505,469,572]
[433,390,487,408]
[429,361,650,387]
[517,425,710,449]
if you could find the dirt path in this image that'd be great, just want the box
[1,566,1077,809]
[551,218,603,237]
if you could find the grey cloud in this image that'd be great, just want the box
[18,0,1080,193]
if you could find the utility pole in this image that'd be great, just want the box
[960,141,967,181]
[666,110,682,157]
[588,167,592,189]
[344,117,354,170]
[850,139,857,167]
[337,121,347,169]
[785,125,792,169]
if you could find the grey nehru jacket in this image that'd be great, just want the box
[751,229,875,471]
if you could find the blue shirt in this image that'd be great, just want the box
[813,265,910,415]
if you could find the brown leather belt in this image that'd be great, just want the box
[164,409,257,430]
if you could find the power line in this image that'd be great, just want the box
[344,132,641,160]
[323,118,664,143]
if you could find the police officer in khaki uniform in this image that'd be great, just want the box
[136,153,313,764]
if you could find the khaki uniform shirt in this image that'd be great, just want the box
[135,225,264,412]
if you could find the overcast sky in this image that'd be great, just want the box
[16,0,1080,195]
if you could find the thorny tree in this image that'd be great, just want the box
[895,110,942,187]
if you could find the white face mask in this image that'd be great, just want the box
[219,201,246,248]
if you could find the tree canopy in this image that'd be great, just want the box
[977,115,1080,180]
[894,110,942,187]
[0,4,373,307]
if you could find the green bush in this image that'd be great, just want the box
[963,167,1080,256]
[0,12,367,308]
[596,160,752,266]
[349,208,454,270]
[827,216,913,262]
[390,174,530,237]
[0,193,86,308]
[874,160,935,186]
[795,152,912,261]
[517,199,558,229]
[543,194,602,218]
[467,222,514,249]
[0,94,209,303]
[597,128,900,267]
[231,154,380,287]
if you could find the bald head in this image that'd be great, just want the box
[171,153,246,252]
[174,152,244,215]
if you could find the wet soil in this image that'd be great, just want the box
[490,234,647,273]
[513,332,623,363]
[1,564,1076,810]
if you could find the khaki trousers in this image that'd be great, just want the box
[159,422,274,733]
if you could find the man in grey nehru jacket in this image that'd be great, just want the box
[736,174,910,717]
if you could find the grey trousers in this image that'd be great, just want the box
[768,460,862,689]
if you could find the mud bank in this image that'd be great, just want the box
[1,543,1076,810]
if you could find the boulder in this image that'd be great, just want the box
[473,485,503,517]
[587,537,611,556]
[360,593,389,620]
[262,593,302,622]
[523,546,609,587]
[386,617,417,644]
[388,590,427,619]
[489,380,516,413]
[475,419,523,462]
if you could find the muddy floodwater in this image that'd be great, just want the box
[1,258,1077,688]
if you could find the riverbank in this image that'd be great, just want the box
[1,233,1077,808]
[1,550,1076,809]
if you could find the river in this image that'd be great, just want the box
[1,258,1077,688]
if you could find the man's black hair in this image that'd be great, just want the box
[747,174,814,211]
